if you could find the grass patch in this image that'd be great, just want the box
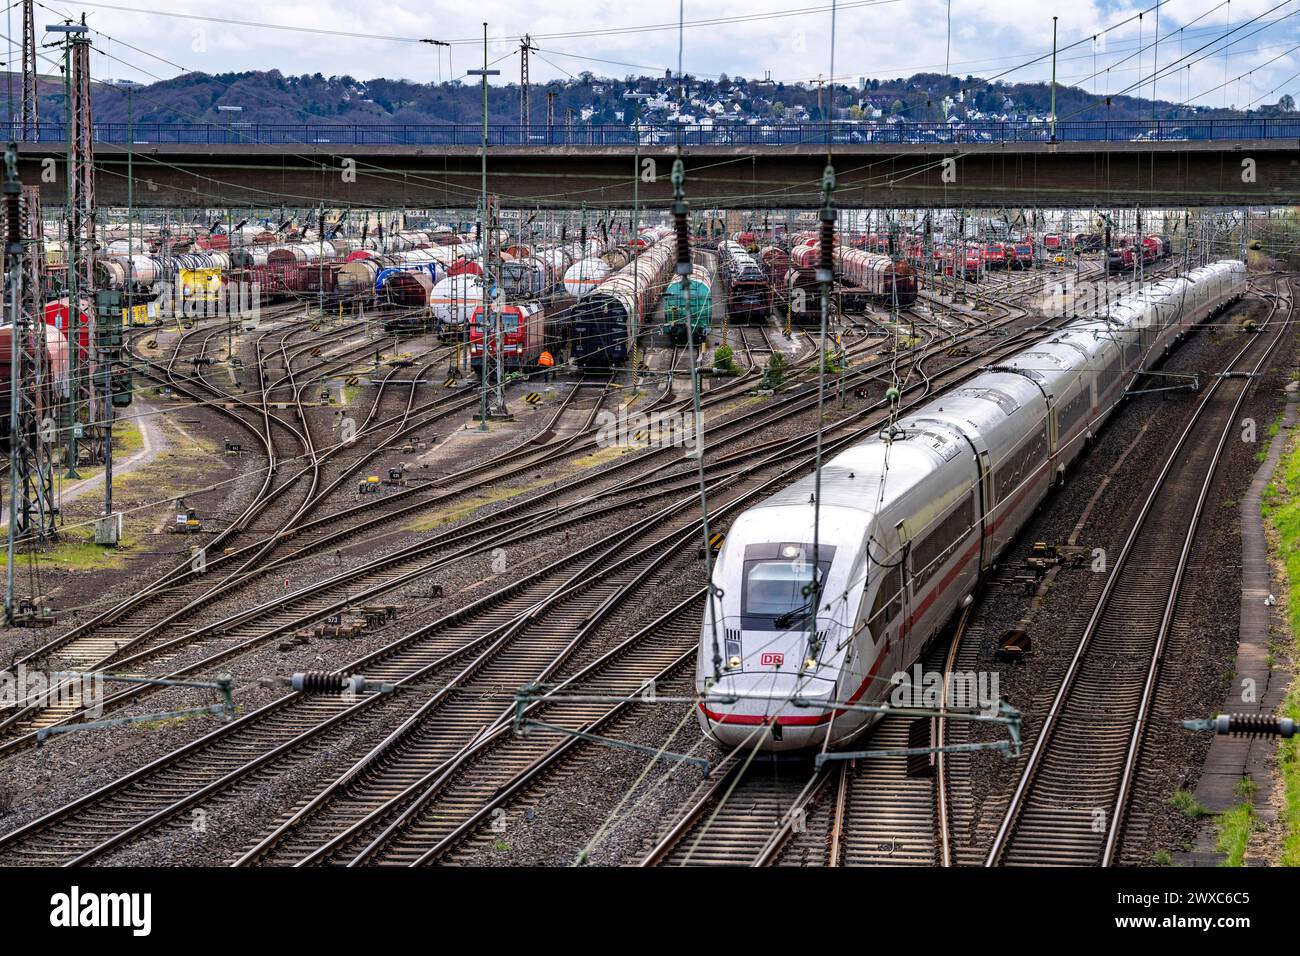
[0,527,133,570]
[1263,425,1300,865]
[110,418,145,454]
[1282,700,1300,865]
[567,445,631,471]
[343,384,362,405]
[1262,426,1300,522]
[66,419,146,483]
[1215,801,1255,867]
[1169,788,1211,819]
[819,348,843,374]
[406,430,671,534]
[406,483,543,533]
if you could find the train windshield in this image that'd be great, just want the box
[472,313,521,334]
[740,545,835,630]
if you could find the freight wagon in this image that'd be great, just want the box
[571,241,675,367]
[661,265,713,343]
[425,274,485,338]
[833,248,918,309]
[717,241,772,321]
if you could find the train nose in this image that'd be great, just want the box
[699,661,840,751]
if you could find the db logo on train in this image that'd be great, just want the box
[760,653,784,667]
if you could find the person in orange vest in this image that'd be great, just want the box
[538,349,555,383]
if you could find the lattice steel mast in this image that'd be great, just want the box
[20,0,38,140]
[56,18,96,471]
[5,142,58,624]
[519,34,536,139]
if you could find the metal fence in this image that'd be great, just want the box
[9,118,1300,147]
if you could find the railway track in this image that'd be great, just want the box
[638,612,975,867]
[0,473,766,864]
[219,297,1089,867]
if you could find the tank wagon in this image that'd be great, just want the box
[0,324,69,450]
[427,274,485,339]
[563,258,612,300]
[571,238,675,367]
[833,248,918,309]
[661,265,713,343]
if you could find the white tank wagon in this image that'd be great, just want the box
[563,257,612,299]
[104,238,150,256]
[429,273,485,333]
[98,254,161,291]
[570,240,676,366]
[697,259,1248,751]
[390,230,432,250]
[265,241,335,264]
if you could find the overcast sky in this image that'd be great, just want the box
[15,0,1300,110]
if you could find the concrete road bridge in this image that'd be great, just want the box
[15,120,1300,209]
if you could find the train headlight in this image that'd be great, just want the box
[728,655,742,670]
[803,657,818,672]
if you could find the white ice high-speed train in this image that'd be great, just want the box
[696,259,1248,751]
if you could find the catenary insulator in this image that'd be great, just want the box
[816,209,835,283]
[1214,713,1296,737]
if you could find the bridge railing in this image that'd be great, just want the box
[9,118,1300,147]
